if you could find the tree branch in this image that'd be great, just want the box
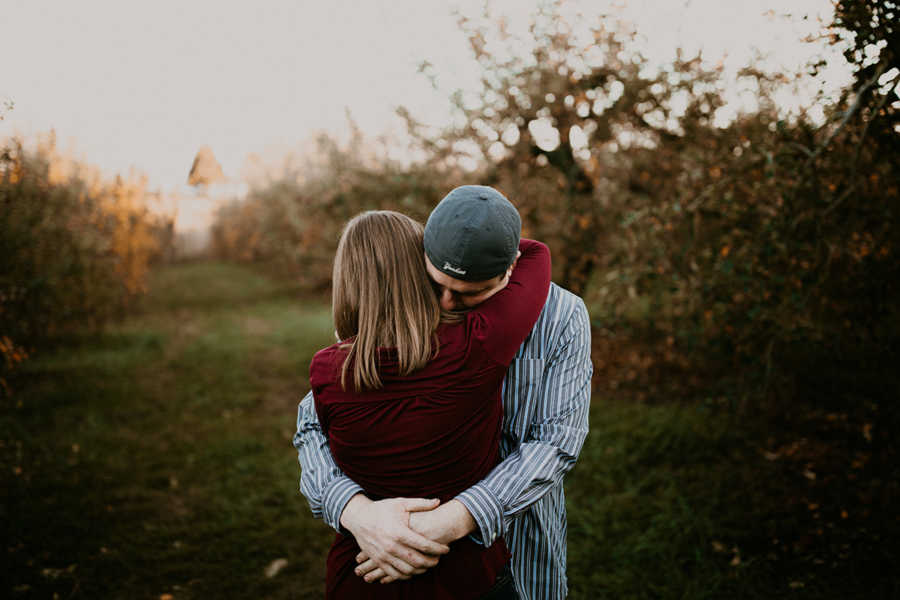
[805,60,889,166]
[851,69,898,170]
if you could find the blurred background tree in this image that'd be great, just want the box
[211,128,459,291]
[209,0,899,420]
[401,9,728,296]
[833,0,898,151]
[0,135,174,397]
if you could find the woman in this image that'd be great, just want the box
[310,210,550,599]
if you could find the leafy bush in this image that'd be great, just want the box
[210,1,899,413]
[586,4,900,406]
[211,133,458,290]
[0,135,173,395]
[394,2,899,409]
[599,102,898,404]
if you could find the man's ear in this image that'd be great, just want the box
[506,250,522,277]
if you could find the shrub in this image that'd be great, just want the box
[211,133,458,291]
[210,0,899,414]
[398,1,899,411]
[0,135,173,396]
[594,102,898,406]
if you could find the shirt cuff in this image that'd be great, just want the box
[454,483,505,547]
[322,476,365,534]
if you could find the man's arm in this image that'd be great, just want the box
[293,391,364,528]
[455,297,592,547]
[354,498,476,583]
[359,297,592,582]
[293,391,450,579]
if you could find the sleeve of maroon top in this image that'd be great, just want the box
[469,238,551,365]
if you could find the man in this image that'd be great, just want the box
[294,185,592,599]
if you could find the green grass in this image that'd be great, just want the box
[3,262,335,599]
[2,261,895,598]
[568,402,780,599]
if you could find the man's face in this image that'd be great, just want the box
[424,253,518,311]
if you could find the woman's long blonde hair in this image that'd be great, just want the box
[332,210,441,391]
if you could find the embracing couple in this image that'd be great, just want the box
[293,185,592,599]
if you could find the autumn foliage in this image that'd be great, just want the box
[0,136,173,395]
[211,133,459,290]
[211,2,899,415]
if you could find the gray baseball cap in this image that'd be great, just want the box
[424,185,521,282]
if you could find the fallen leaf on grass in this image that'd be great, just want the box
[41,565,76,579]
[265,558,289,578]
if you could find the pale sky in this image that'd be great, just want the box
[1,0,848,198]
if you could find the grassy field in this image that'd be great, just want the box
[2,262,895,598]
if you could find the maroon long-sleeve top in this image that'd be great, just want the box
[310,239,551,599]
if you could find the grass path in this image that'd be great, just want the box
[5,262,338,599]
[4,261,891,598]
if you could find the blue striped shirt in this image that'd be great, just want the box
[294,283,592,599]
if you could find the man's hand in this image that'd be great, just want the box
[340,494,450,583]
[355,499,477,584]
[408,499,476,544]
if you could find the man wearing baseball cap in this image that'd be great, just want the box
[295,185,592,599]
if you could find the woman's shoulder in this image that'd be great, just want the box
[312,339,348,362]
[432,317,493,369]
[310,341,349,387]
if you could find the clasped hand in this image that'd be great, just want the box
[340,495,474,584]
